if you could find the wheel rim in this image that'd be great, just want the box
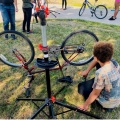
[79,4,86,16]
[61,30,98,66]
[95,5,108,19]
[0,31,35,67]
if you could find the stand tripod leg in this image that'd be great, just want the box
[16,98,45,101]
[31,99,56,119]
[31,101,47,119]
[54,101,101,119]
[48,101,56,119]
[50,10,60,14]
[49,11,57,17]
[49,10,60,18]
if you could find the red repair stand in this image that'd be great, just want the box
[17,5,102,119]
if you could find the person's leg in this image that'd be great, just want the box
[64,0,67,9]
[113,1,120,18]
[62,0,64,9]
[9,4,15,31]
[1,5,10,31]
[109,1,120,20]
[34,13,38,23]
[34,0,36,4]
[26,8,32,33]
[22,8,27,32]
[78,78,94,99]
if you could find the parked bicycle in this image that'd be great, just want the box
[79,0,108,19]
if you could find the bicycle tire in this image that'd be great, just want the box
[94,5,108,19]
[0,30,35,67]
[79,3,86,16]
[61,30,99,66]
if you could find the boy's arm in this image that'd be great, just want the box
[14,0,18,12]
[78,89,102,111]
[81,58,98,77]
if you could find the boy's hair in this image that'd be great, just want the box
[93,41,114,63]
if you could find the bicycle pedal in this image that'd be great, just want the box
[57,76,73,83]
[64,48,68,54]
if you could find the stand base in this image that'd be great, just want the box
[35,58,58,69]
[16,96,102,119]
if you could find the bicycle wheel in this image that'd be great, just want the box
[0,30,35,67]
[61,30,99,66]
[94,5,108,19]
[79,3,86,16]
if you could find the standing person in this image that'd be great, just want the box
[109,0,120,20]
[61,0,67,10]
[78,41,120,111]
[0,0,18,33]
[22,0,33,34]
[32,0,38,23]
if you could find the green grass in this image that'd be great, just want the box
[0,19,120,119]
[49,0,115,8]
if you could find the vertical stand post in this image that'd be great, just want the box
[38,9,55,118]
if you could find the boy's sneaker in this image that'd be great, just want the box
[11,34,17,40]
[26,30,33,34]
[5,34,8,39]
[109,16,116,20]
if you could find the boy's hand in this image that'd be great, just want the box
[78,104,89,111]
[78,70,89,77]
[16,7,18,12]
[81,70,88,77]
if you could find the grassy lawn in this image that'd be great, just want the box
[49,0,115,8]
[0,19,120,119]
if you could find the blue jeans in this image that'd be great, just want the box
[0,3,2,10]
[0,4,15,31]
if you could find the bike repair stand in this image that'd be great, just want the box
[49,9,60,18]
[16,9,102,119]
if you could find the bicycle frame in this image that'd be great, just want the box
[14,46,80,74]
[86,1,96,11]
[13,46,79,92]
[83,0,97,15]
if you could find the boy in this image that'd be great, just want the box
[78,41,120,111]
